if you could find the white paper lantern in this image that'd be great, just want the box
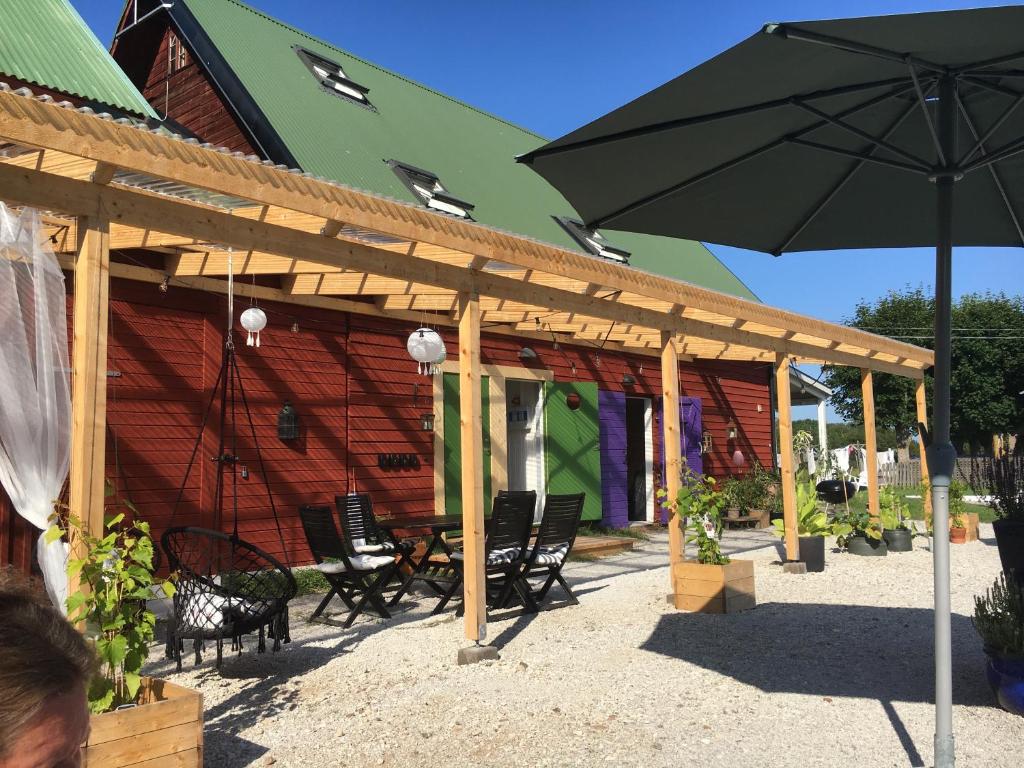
[406,327,445,375]
[240,306,268,347]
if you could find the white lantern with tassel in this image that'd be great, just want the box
[406,327,445,375]
[240,307,268,347]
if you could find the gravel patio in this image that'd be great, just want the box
[145,526,1023,767]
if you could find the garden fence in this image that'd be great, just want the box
[878,458,984,488]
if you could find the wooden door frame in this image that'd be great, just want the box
[433,362,553,516]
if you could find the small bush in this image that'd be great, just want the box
[292,567,330,596]
[973,571,1024,656]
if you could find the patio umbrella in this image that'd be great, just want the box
[518,7,1024,766]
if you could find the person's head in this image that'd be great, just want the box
[0,569,94,768]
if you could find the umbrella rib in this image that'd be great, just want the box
[773,87,929,254]
[955,92,1024,245]
[958,88,1024,167]
[953,48,1024,75]
[908,63,945,166]
[517,77,912,163]
[961,133,1024,174]
[790,99,931,169]
[766,24,946,74]
[961,75,1023,100]
[785,138,930,175]
[586,80,925,229]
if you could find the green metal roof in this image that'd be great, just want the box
[0,0,155,118]
[177,0,755,299]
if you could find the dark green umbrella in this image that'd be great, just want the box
[520,7,1024,766]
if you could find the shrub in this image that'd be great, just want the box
[972,454,1024,521]
[973,571,1024,657]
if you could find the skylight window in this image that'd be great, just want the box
[554,216,631,264]
[294,46,373,109]
[389,161,475,219]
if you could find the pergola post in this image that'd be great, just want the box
[915,377,932,525]
[457,291,487,646]
[660,331,683,567]
[816,399,828,457]
[861,368,880,521]
[69,214,110,595]
[774,354,798,563]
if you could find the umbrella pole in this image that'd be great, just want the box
[929,74,957,768]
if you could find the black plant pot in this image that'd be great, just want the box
[993,519,1024,583]
[798,535,825,572]
[847,533,888,557]
[883,528,913,553]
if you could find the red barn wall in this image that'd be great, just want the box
[137,26,257,154]
[0,277,772,572]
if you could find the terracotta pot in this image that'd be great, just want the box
[950,526,968,544]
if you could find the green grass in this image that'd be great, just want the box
[291,567,330,595]
[840,487,996,523]
[577,523,652,541]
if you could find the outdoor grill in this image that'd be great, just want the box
[815,480,858,505]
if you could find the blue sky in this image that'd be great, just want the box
[77,0,1023,418]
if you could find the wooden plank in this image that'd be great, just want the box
[85,722,198,766]
[673,575,755,599]
[69,215,110,587]
[673,558,754,583]
[661,332,683,567]
[458,292,486,643]
[775,354,798,562]
[0,162,929,376]
[861,368,880,522]
[433,372,445,516]
[915,378,932,525]
[0,90,933,372]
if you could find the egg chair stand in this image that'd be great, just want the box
[162,335,296,670]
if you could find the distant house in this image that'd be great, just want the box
[2,0,777,572]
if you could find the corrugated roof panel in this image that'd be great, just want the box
[177,0,756,299]
[0,0,156,118]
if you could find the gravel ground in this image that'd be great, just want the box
[145,525,1023,767]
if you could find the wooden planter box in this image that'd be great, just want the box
[671,559,756,614]
[84,677,202,767]
[949,512,980,542]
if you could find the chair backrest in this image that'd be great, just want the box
[487,490,537,557]
[335,493,378,544]
[299,504,349,564]
[535,493,586,552]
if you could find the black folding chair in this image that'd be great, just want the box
[335,493,417,584]
[432,491,537,615]
[519,493,586,607]
[298,504,398,627]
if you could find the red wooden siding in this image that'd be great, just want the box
[138,26,257,154]
[0,276,772,573]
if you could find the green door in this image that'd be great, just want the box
[543,381,602,521]
[443,373,492,517]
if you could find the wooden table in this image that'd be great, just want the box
[376,515,464,606]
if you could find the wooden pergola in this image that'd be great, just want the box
[0,87,933,647]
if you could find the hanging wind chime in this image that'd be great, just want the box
[406,327,446,375]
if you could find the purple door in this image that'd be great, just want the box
[598,390,628,528]
[659,397,703,522]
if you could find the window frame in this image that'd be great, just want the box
[388,160,476,220]
[167,31,188,74]
[294,45,375,111]
[553,216,631,264]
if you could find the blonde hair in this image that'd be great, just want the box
[0,568,95,757]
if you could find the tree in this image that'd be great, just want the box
[823,288,1024,452]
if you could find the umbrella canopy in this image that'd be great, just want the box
[519,6,1024,254]
[520,7,1024,767]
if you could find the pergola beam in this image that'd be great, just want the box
[0,91,932,373]
[0,161,928,376]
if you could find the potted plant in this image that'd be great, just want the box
[770,474,836,572]
[974,453,1024,579]
[880,486,914,552]
[722,462,775,526]
[658,466,755,613]
[48,492,203,766]
[973,571,1024,716]
[834,507,887,557]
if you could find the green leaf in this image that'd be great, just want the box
[88,677,114,714]
[105,512,125,529]
[124,672,142,701]
[44,524,64,544]
[98,635,128,667]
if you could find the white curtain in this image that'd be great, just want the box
[0,204,72,611]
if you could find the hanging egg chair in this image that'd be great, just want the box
[162,258,296,670]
